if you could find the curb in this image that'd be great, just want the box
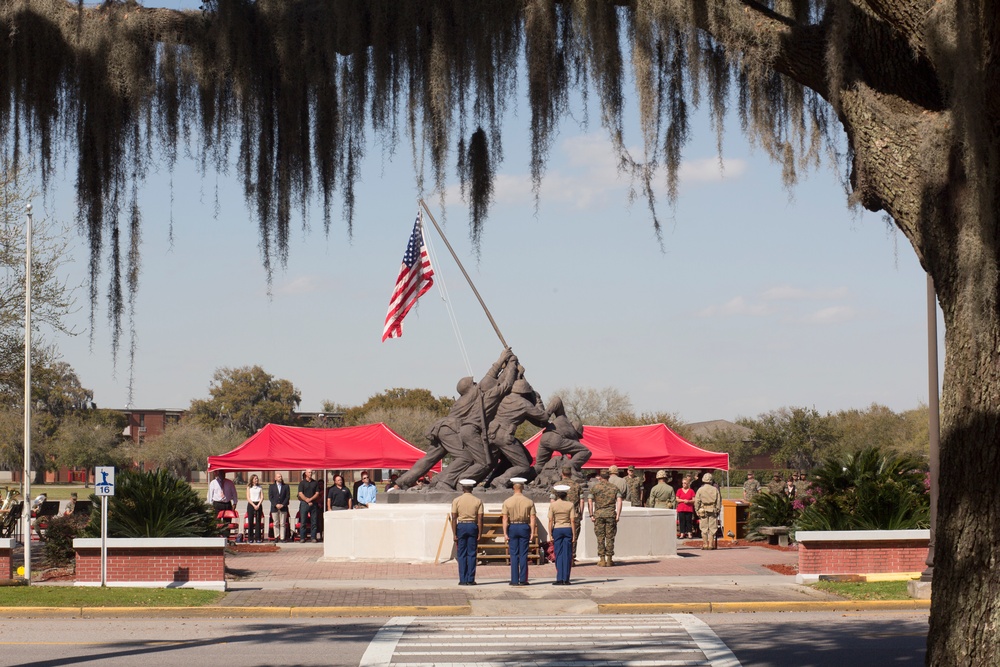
[0,600,930,618]
[599,600,931,614]
[0,605,472,618]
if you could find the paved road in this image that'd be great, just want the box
[0,611,927,666]
[706,610,927,666]
[360,614,739,666]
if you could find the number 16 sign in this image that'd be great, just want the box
[95,466,115,496]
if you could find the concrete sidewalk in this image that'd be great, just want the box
[209,541,928,617]
[6,542,929,617]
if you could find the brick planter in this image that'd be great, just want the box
[0,538,14,579]
[795,529,930,583]
[73,538,226,590]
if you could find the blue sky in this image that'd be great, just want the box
[32,3,942,423]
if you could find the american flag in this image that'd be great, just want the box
[382,212,435,341]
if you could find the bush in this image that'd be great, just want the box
[83,469,224,538]
[745,491,796,540]
[796,446,929,531]
[42,514,89,567]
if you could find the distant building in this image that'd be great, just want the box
[122,408,185,445]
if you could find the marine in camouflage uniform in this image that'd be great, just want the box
[624,465,643,506]
[743,472,761,501]
[607,465,628,495]
[587,470,623,566]
[646,470,676,509]
[694,473,723,550]
[766,474,784,495]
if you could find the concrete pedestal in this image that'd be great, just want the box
[322,503,676,563]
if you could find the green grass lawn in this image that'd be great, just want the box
[812,580,914,601]
[8,483,212,502]
[0,586,224,607]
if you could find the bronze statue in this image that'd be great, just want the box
[533,396,591,476]
[485,375,549,488]
[396,348,518,490]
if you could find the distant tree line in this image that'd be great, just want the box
[691,404,930,471]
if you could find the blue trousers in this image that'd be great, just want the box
[552,527,573,582]
[456,523,479,584]
[508,523,531,584]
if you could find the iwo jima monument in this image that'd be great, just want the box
[322,202,676,563]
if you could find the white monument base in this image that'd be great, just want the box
[322,503,676,563]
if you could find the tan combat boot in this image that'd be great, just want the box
[606,557,615,567]
[598,557,606,567]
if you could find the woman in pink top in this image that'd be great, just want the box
[675,475,696,539]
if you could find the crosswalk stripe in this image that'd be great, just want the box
[675,615,741,667]
[358,616,415,667]
[390,662,709,667]
[362,614,741,667]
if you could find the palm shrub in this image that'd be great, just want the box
[745,491,796,541]
[796,446,929,531]
[83,469,223,538]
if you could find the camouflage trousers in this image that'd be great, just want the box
[594,516,618,558]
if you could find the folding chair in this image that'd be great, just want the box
[216,509,240,544]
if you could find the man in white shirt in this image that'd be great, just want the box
[208,470,237,513]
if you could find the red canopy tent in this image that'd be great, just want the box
[524,423,729,470]
[206,423,439,472]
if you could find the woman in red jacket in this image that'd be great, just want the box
[675,475,696,539]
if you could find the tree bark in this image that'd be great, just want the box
[926,261,1000,664]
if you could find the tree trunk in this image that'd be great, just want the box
[927,224,1000,664]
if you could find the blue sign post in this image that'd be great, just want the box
[94,466,115,586]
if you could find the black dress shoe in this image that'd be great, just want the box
[467,581,477,586]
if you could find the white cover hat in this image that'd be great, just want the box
[510,477,528,484]
[553,484,570,492]
[459,479,477,487]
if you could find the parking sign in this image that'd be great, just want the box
[95,466,115,496]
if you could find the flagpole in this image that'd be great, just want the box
[418,199,509,349]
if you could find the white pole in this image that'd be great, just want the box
[101,496,108,587]
[922,274,940,580]
[22,203,32,584]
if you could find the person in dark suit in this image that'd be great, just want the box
[269,473,291,542]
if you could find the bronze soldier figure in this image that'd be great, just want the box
[395,349,517,490]
[485,376,549,488]
[533,396,591,476]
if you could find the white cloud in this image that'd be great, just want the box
[678,157,747,184]
[273,275,325,296]
[804,306,856,324]
[443,133,747,212]
[762,285,849,301]
[696,296,772,318]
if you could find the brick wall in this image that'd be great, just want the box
[73,538,226,588]
[0,545,12,579]
[799,539,929,575]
